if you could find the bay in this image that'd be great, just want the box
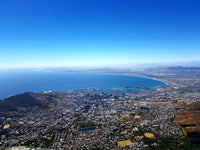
[0,71,166,99]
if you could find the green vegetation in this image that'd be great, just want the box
[24,132,55,148]
[144,136,200,150]
[77,120,95,129]
[82,105,91,113]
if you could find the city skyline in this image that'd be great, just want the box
[0,0,200,69]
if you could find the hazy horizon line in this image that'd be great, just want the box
[1,60,200,70]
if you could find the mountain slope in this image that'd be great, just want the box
[0,92,57,114]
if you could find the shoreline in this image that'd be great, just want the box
[0,71,167,99]
[123,74,168,86]
[40,70,168,86]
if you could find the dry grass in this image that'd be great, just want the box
[28,121,35,124]
[121,114,130,118]
[3,124,10,129]
[144,133,155,138]
[18,121,24,125]
[134,115,141,119]
[174,102,200,134]
[117,139,136,147]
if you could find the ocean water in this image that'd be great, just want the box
[0,71,166,99]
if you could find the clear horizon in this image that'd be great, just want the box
[0,0,200,69]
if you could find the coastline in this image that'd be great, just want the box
[42,70,168,86]
[122,73,168,86]
[0,71,167,99]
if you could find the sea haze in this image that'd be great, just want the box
[0,71,166,99]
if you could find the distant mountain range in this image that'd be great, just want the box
[1,61,200,72]
[36,61,200,73]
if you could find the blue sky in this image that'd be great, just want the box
[0,0,200,68]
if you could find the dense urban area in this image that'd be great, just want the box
[0,66,200,150]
